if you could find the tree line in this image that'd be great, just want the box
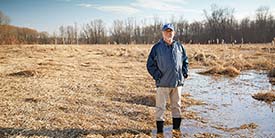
[1,5,275,45]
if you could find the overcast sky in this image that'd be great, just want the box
[1,0,275,34]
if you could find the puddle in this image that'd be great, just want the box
[152,69,275,137]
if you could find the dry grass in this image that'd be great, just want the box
[212,122,258,133]
[0,44,273,137]
[239,123,258,129]
[269,68,275,77]
[194,133,220,138]
[8,70,40,77]
[269,68,275,85]
[198,65,240,77]
[0,44,203,137]
[252,90,275,103]
[188,44,275,72]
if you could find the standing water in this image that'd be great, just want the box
[153,69,275,137]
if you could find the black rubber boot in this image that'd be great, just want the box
[172,118,181,130]
[156,121,164,133]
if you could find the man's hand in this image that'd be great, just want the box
[183,74,188,79]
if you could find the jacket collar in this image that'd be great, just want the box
[160,38,175,47]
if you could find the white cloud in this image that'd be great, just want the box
[130,0,201,19]
[96,6,139,15]
[234,7,275,21]
[77,3,139,15]
[271,8,275,16]
[56,0,72,2]
[77,3,97,8]
[131,0,187,12]
[234,11,255,21]
[129,0,203,22]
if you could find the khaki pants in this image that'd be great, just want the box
[155,87,182,121]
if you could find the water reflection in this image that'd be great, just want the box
[152,69,275,137]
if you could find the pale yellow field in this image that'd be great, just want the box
[0,44,274,137]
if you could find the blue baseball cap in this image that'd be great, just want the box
[162,23,174,31]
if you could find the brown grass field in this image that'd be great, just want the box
[0,44,274,137]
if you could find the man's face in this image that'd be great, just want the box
[162,29,175,41]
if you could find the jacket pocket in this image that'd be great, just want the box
[158,55,169,73]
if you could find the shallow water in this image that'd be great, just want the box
[153,69,275,137]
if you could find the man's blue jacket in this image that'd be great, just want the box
[146,39,188,87]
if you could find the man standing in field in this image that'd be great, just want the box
[146,23,188,134]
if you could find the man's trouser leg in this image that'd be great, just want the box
[170,87,182,130]
[155,87,169,133]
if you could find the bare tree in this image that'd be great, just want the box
[111,19,124,44]
[255,6,271,43]
[74,22,78,45]
[38,31,49,44]
[203,4,237,43]
[59,26,65,44]
[0,10,10,25]
[189,21,204,43]
[239,17,251,43]
[176,18,189,43]
[2,5,275,45]
[66,25,74,44]
[125,17,135,44]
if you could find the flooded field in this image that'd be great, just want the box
[155,69,275,137]
[1,44,275,137]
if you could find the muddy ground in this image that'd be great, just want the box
[0,44,274,137]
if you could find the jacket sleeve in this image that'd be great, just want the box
[181,44,189,75]
[146,46,162,81]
